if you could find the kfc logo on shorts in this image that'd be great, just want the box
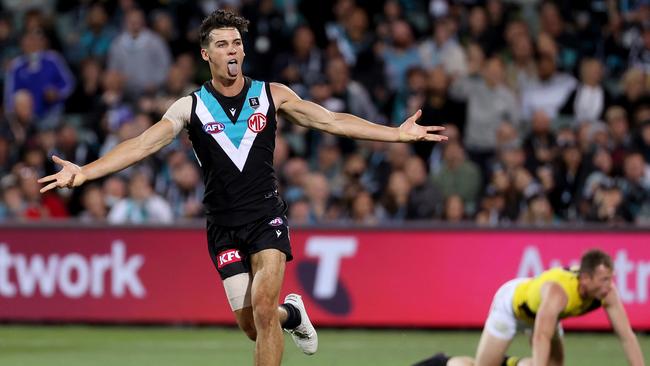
[248,113,267,133]
[268,217,283,226]
[217,249,242,269]
[203,122,225,134]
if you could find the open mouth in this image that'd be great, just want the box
[227,59,238,77]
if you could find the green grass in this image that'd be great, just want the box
[0,325,648,365]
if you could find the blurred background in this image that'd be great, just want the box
[1,0,650,365]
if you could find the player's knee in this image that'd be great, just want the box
[252,302,278,329]
[239,321,257,341]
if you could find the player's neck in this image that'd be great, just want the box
[578,282,589,299]
[211,75,245,97]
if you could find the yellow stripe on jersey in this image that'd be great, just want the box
[512,268,602,323]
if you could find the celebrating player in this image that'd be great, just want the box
[38,9,447,366]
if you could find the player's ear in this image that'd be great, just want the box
[200,48,210,62]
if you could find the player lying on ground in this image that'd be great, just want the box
[413,249,645,366]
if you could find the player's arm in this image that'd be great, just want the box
[270,82,448,143]
[604,286,645,366]
[39,97,190,193]
[532,282,567,366]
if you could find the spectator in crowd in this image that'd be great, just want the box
[432,141,482,214]
[69,3,117,65]
[326,57,382,124]
[0,180,26,220]
[166,161,204,219]
[379,19,420,93]
[379,170,411,221]
[560,58,613,124]
[2,89,38,148]
[586,181,629,223]
[350,189,379,225]
[503,31,537,97]
[635,120,650,163]
[4,30,75,123]
[523,110,556,173]
[615,67,650,125]
[442,194,465,223]
[102,176,127,211]
[519,193,556,226]
[549,135,587,220]
[620,152,650,222]
[605,106,634,170]
[65,58,104,118]
[418,16,467,75]
[240,0,286,81]
[404,155,442,219]
[450,56,519,175]
[107,8,172,97]
[0,134,13,177]
[538,1,579,73]
[304,172,331,223]
[0,14,20,89]
[520,49,576,121]
[416,68,465,163]
[327,6,375,68]
[628,21,650,73]
[79,184,107,222]
[107,171,173,224]
[582,148,616,204]
[280,157,310,204]
[18,166,68,219]
[288,197,312,225]
[52,123,98,168]
[273,25,325,98]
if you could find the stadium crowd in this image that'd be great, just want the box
[0,0,649,227]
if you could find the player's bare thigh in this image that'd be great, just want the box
[475,330,512,366]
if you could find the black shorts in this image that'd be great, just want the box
[206,213,292,280]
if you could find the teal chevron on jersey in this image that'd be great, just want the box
[197,81,263,149]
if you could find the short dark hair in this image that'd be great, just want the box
[199,10,249,47]
[579,249,613,276]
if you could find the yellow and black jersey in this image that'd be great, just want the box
[512,267,602,324]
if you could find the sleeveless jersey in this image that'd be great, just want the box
[512,267,602,323]
[187,77,284,226]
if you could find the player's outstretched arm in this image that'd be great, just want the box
[38,118,178,193]
[604,287,645,366]
[531,282,567,366]
[271,83,448,143]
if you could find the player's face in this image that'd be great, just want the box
[585,264,613,300]
[201,27,245,81]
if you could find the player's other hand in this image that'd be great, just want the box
[38,155,87,193]
[398,109,448,143]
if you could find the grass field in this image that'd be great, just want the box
[1,325,649,365]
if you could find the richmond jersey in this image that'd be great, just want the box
[512,267,602,324]
[163,77,284,226]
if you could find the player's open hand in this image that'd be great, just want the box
[397,109,448,143]
[37,155,87,193]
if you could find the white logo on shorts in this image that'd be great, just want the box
[276,230,282,238]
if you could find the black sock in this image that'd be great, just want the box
[280,303,301,329]
[412,352,450,366]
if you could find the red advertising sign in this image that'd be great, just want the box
[0,227,648,330]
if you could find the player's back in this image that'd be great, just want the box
[512,267,602,323]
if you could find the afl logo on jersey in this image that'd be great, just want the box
[203,122,225,134]
[248,113,267,133]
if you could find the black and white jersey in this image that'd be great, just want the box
[182,77,283,226]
